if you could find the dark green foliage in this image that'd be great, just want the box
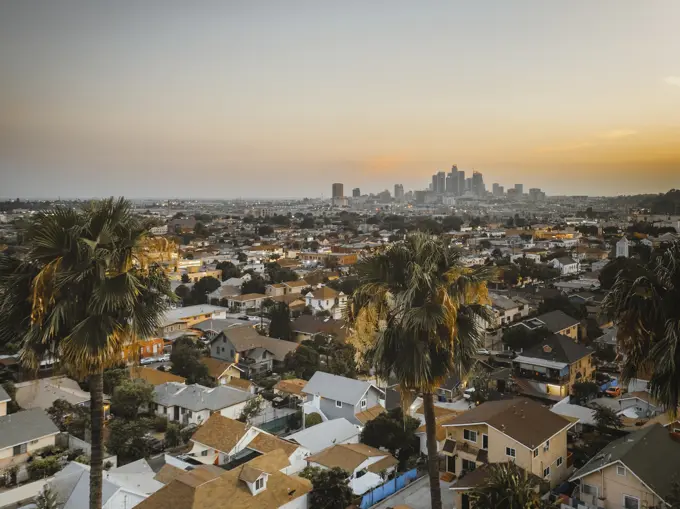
[28,456,62,480]
[598,257,643,290]
[592,403,623,432]
[469,463,547,509]
[268,302,293,340]
[502,326,551,351]
[241,274,266,295]
[442,215,462,231]
[571,381,600,404]
[537,294,586,320]
[47,399,90,439]
[283,345,319,380]
[360,408,420,467]
[266,263,299,284]
[103,368,128,396]
[1,381,19,413]
[305,412,323,427]
[164,423,182,447]
[299,466,354,509]
[106,419,150,464]
[170,337,213,386]
[110,379,154,420]
[215,261,241,281]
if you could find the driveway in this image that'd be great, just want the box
[372,476,455,509]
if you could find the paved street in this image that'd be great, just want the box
[372,477,455,509]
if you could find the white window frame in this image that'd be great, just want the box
[581,483,598,498]
[617,465,626,476]
[623,495,640,509]
[533,448,539,458]
[335,400,342,408]
[506,447,516,458]
[544,439,550,451]
[463,429,477,443]
[556,456,563,467]
[255,477,264,490]
[360,399,367,409]
[543,466,550,478]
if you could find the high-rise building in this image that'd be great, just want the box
[432,175,438,193]
[394,184,404,201]
[472,171,485,196]
[529,188,546,202]
[352,187,361,197]
[436,171,446,194]
[492,183,503,196]
[465,177,472,193]
[445,173,454,194]
[514,184,524,196]
[332,183,345,207]
[457,170,465,196]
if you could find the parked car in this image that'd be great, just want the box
[476,349,490,356]
[238,316,250,321]
[605,386,621,398]
[140,357,155,365]
[463,387,476,400]
[157,354,171,362]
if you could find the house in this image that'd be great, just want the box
[442,397,573,504]
[0,408,60,469]
[286,418,362,454]
[616,236,630,258]
[130,367,186,386]
[301,372,385,426]
[414,410,461,456]
[618,392,664,421]
[273,379,308,400]
[282,280,308,294]
[304,287,347,319]
[14,376,91,412]
[121,337,167,360]
[487,293,530,328]
[550,256,580,275]
[158,305,228,338]
[151,382,254,425]
[518,310,580,340]
[306,443,398,495]
[569,424,680,509]
[135,451,311,509]
[210,325,298,378]
[224,293,268,311]
[291,315,346,343]
[200,356,244,386]
[48,458,168,509]
[512,334,594,401]
[0,385,8,416]
[187,414,309,472]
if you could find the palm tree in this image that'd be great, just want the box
[346,233,494,509]
[0,198,174,509]
[602,241,680,410]
[469,463,545,509]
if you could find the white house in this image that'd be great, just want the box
[550,256,580,275]
[287,418,361,454]
[616,237,630,258]
[304,286,347,319]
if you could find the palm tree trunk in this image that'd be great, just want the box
[89,370,104,509]
[423,391,442,509]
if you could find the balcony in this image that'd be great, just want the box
[514,367,569,386]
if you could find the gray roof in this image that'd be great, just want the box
[301,372,382,405]
[571,424,680,502]
[522,334,592,365]
[0,384,9,402]
[153,382,253,412]
[287,418,361,454]
[216,325,298,362]
[160,305,227,327]
[0,408,60,450]
[192,318,245,333]
[490,294,521,311]
[15,377,91,411]
[535,310,580,333]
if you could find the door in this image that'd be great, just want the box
[446,455,456,473]
[173,407,180,420]
[482,434,488,450]
[461,493,470,509]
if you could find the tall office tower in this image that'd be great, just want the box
[394,184,404,201]
[472,171,485,196]
[445,173,454,194]
[432,174,438,193]
[352,187,361,197]
[514,183,524,196]
[436,171,446,194]
[457,170,465,196]
[492,183,501,196]
[499,185,504,195]
[332,183,345,207]
[529,188,546,202]
[465,177,472,193]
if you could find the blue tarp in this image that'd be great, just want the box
[360,469,419,509]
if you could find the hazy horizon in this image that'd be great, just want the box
[1,1,679,199]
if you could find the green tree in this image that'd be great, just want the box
[283,345,320,379]
[215,261,241,281]
[181,273,191,284]
[571,381,600,405]
[169,337,213,385]
[103,368,128,396]
[164,423,183,447]
[237,395,264,424]
[469,463,546,509]
[300,216,315,229]
[241,274,266,294]
[305,412,323,427]
[35,485,58,509]
[502,326,551,351]
[598,257,642,290]
[193,276,221,295]
[106,419,150,464]
[174,284,191,301]
[602,240,680,409]
[360,408,420,467]
[0,198,174,509]
[1,381,19,413]
[46,399,90,438]
[268,302,293,340]
[442,215,463,231]
[110,379,154,420]
[300,467,354,509]
[193,222,209,237]
[237,252,248,263]
[347,232,494,509]
[592,403,623,432]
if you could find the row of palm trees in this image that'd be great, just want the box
[1,199,678,509]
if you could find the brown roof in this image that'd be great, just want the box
[284,280,308,288]
[134,452,311,509]
[130,366,186,386]
[367,455,399,473]
[220,326,298,362]
[309,286,339,300]
[307,443,393,472]
[239,465,265,483]
[231,293,267,302]
[443,398,571,449]
[226,377,254,392]
[415,404,458,418]
[246,432,298,458]
[200,357,235,379]
[416,413,461,442]
[190,414,248,453]
[154,464,185,485]
[274,379,307,397]
[246,448,291,473]
[355,405,387,425]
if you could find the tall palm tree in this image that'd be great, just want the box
[469,463,545,509]
[346,232,494,509]
[0,198,174,509]
[602,240,680,410]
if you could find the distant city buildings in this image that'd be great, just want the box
[514,183,524,195]
[394,184,404,202]
[352,187,361,198]
[529,188,546,202]
[331,183,346,207]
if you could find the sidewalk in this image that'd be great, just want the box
[372,476,455,509]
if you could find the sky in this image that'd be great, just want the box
[1,1,679,199]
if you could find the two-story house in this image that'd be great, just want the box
[267,280,309,297]
[157,304,228,339]
[487,293,531,328]
[443,398,574,508]
[550,256,580,275]
[569,424,680,509]
[512,334,594,401]
[301,372,385,426]
[209,325,298,378]
[304,287,347,319]
[223,293,267,311]
[517,310,580,341]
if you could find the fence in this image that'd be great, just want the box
[359,469,419,509]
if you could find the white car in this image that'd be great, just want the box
[140,357,155,365]
[157,354,170,362]
[476,349,490,356]
[463,387,476,400]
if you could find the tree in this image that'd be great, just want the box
[502,325,551,351]
[268,302,293,340]
[299,466,354,509]
[0,198,174,509]
[598,257,642,290]
[571,381,600,405]
[283,345,319,379]
[47,398,90,438]
[107,419,150,464]
[193,222,209,237]
[193,276,221,296]
[442,215,463,231]
[479,239,492,249]
[592,403,623,432]
[305,412,323,427]
[215,261,241,281]
[469,463,546,509]
[164,423,183,447]
[35,485,58,509]
[170,337,213,385]
[347,232,494,509]
[237,395,264,424]
[237,252,248,263]
[537,294,586,320]
[1,381,19,413]
[360,408,420,467]
[174,284,191,301]
[602,240,680,410]
[258,224,274,236]
[110,379,154,420]
[300,216,315,229]
[241,274,266,295]
[266,263,299,284]
[181,273,191,284]
[103,367,128,396]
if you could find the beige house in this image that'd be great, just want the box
[570,424,680,509]
[444,398,574,508]
[0,408,60,470]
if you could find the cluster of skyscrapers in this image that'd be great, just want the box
[429,165,486,197]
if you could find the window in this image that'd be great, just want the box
[200,450,208,457]
[623,495,640,509]
[461,459,476,471]
[617,465,626,476]
[506,447,516,458]
[13,443,27,456]
[533,448,539,458]
[543,466,550,478]
[556,456,563,467]
[336,400,342,408]
[463,429,477,442]
[582,484,598,498]
[544,439,550,451]
[255,478,264,490]
[360,399,367,409]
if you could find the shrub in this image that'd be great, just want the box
[305,412,323,428]
[74,455,90,465]
[165,423,183,448]
[66,448,84,462]
[28,456,62,479]
[154,415,169,432]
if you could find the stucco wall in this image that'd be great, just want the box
[581,463,661,509]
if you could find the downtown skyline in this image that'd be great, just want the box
[1,1,680,199]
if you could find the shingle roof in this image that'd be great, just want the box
[15,377,91,410]
[190,414,248,453]
[443,398,572,449]
[307,443,391,472]
[535,310,580,333]
[130,367,186,386]
[355,405,386,425]
[273,378,307,397]
[245,432,298,458]
[0,408,60,450]
[153,382,252,412]
[160,305,227,327]
[571,424,680,502]
[218,326,298,362]
[302,372,381,405]
[308,286,339,300]
[521,334,593,365]
[286,418,361,454]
